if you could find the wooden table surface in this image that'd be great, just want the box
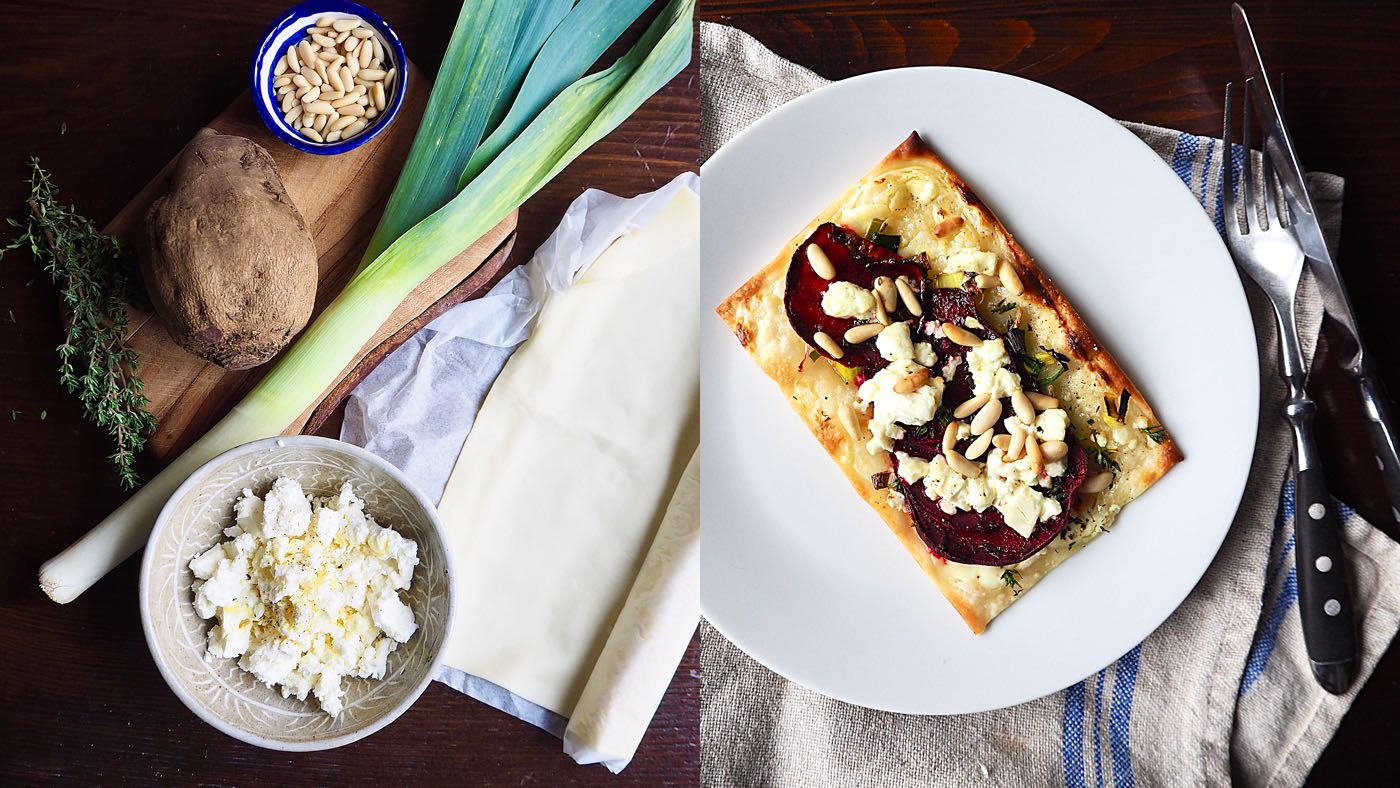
[0,1,697,784]
[698,0,1400,784]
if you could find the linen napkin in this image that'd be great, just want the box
[699,22,1400,788]
[342,175,699,772]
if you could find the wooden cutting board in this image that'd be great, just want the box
[105,61,517,461]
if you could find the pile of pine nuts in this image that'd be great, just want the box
[270,14,397,144]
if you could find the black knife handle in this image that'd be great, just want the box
[1355,369,1400,525]
[1293,465,1357,694]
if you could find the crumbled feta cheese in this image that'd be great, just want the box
[966,338,1022,399]
[923,455,996,514]
[895,452,932,483]
[1034,408,1070,442]
[821,281,876,319]
[189,477,420,717]
[876,322,936,366]
[856,359,945,453]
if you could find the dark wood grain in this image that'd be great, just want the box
[0,1,697,784]
[699,1,1400,783]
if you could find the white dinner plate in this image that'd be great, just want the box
[700,67,1258,715]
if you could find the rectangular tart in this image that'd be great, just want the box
[715,132,1183,633]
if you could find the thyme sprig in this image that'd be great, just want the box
[2,158,154,487]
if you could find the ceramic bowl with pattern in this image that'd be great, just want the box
[139,435,454,750]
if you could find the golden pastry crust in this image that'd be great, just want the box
[715,132,1182,633]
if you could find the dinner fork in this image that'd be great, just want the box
[1222,80,1356,694]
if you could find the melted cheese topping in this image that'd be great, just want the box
[831,166,997,268]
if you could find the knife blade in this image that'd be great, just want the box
[1234,4,1400,532]
[1232,3,1363,364]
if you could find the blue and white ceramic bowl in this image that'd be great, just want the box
[252,1,408,155]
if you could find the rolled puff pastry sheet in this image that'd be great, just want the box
[437,186,700,723]
[563,449,699,772]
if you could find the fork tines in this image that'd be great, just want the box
[1223,78,1291,237]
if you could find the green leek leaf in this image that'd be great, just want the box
[485,0,574,136]
[460,0,657,188]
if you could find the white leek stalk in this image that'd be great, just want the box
[39,0,693,603]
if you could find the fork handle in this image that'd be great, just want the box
[1353,368,1400,524]
[1285,388,1357,694]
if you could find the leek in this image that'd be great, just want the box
[39,0,694,604]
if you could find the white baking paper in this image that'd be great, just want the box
[343,172,700,503]
[341,172,699,771]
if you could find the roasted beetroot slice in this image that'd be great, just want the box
[785,223,925,370]
[897,443,1090,566]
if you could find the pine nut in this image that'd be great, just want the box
[974,274,1001,289]
[942,322,982,347]
[953,394,989,420]
[933,216,964,237]
[347,52,360,76]
[356,94,370,106]
[895,277,923,316]
[837,403,861,441]
[372,37,385,64]
[343,119,366,137]
[305,100,335,115]
[806,244,835,279]
[327,66,345,92]
[326,130,342,143]
[316,14,336,27]
[813,331,843,359]
[965,430,993,460]
[970,398,1003,435]
[292,73,309,89]
[294,85,312,99]
[946,450,982,478]
[274,56,289,76]
[1026,433,1044,475]
[360,42,374,68]
[286,44,301,73]
[280,92,297,113]
[331,94,359,109]
[353,27,374,39]
[1007,423,1027,461]
[844,323,884,344]
[1012,390,1036,425]
[943,422,961,453]
[315,50,338,63]
[334,31,351,45]
[341,66,355,92]
[346,36,361,52]
[365,107,379,119]
[329,114,358,132]
[339,104,366,117]
[371,56,383,69]
[331,18,360,33]
[1041,440,1069,461]
[316,61,329,84]
[298,41,317,69]
[359,68,387,81]
[298,66,319,86]
[273,75,292,88]
[386,67,397,85]
[372,81,386,111]
[894,368,930,394]
[311,32,338,47]
[873,276,898,312]
[283,105,302,126]
[301,86,321,104]
[1082,471,1114,494]
[312,113,328,132]
[992,434,1011,452]
[319,89,344,101]
[301,126,324,142]
[1026,392,1060,410]
[999,261,1025,295]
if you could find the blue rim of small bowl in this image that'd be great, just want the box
[251,0,408,155]
[138,435,456,751]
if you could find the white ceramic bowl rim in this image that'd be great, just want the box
[138,434,455,751]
